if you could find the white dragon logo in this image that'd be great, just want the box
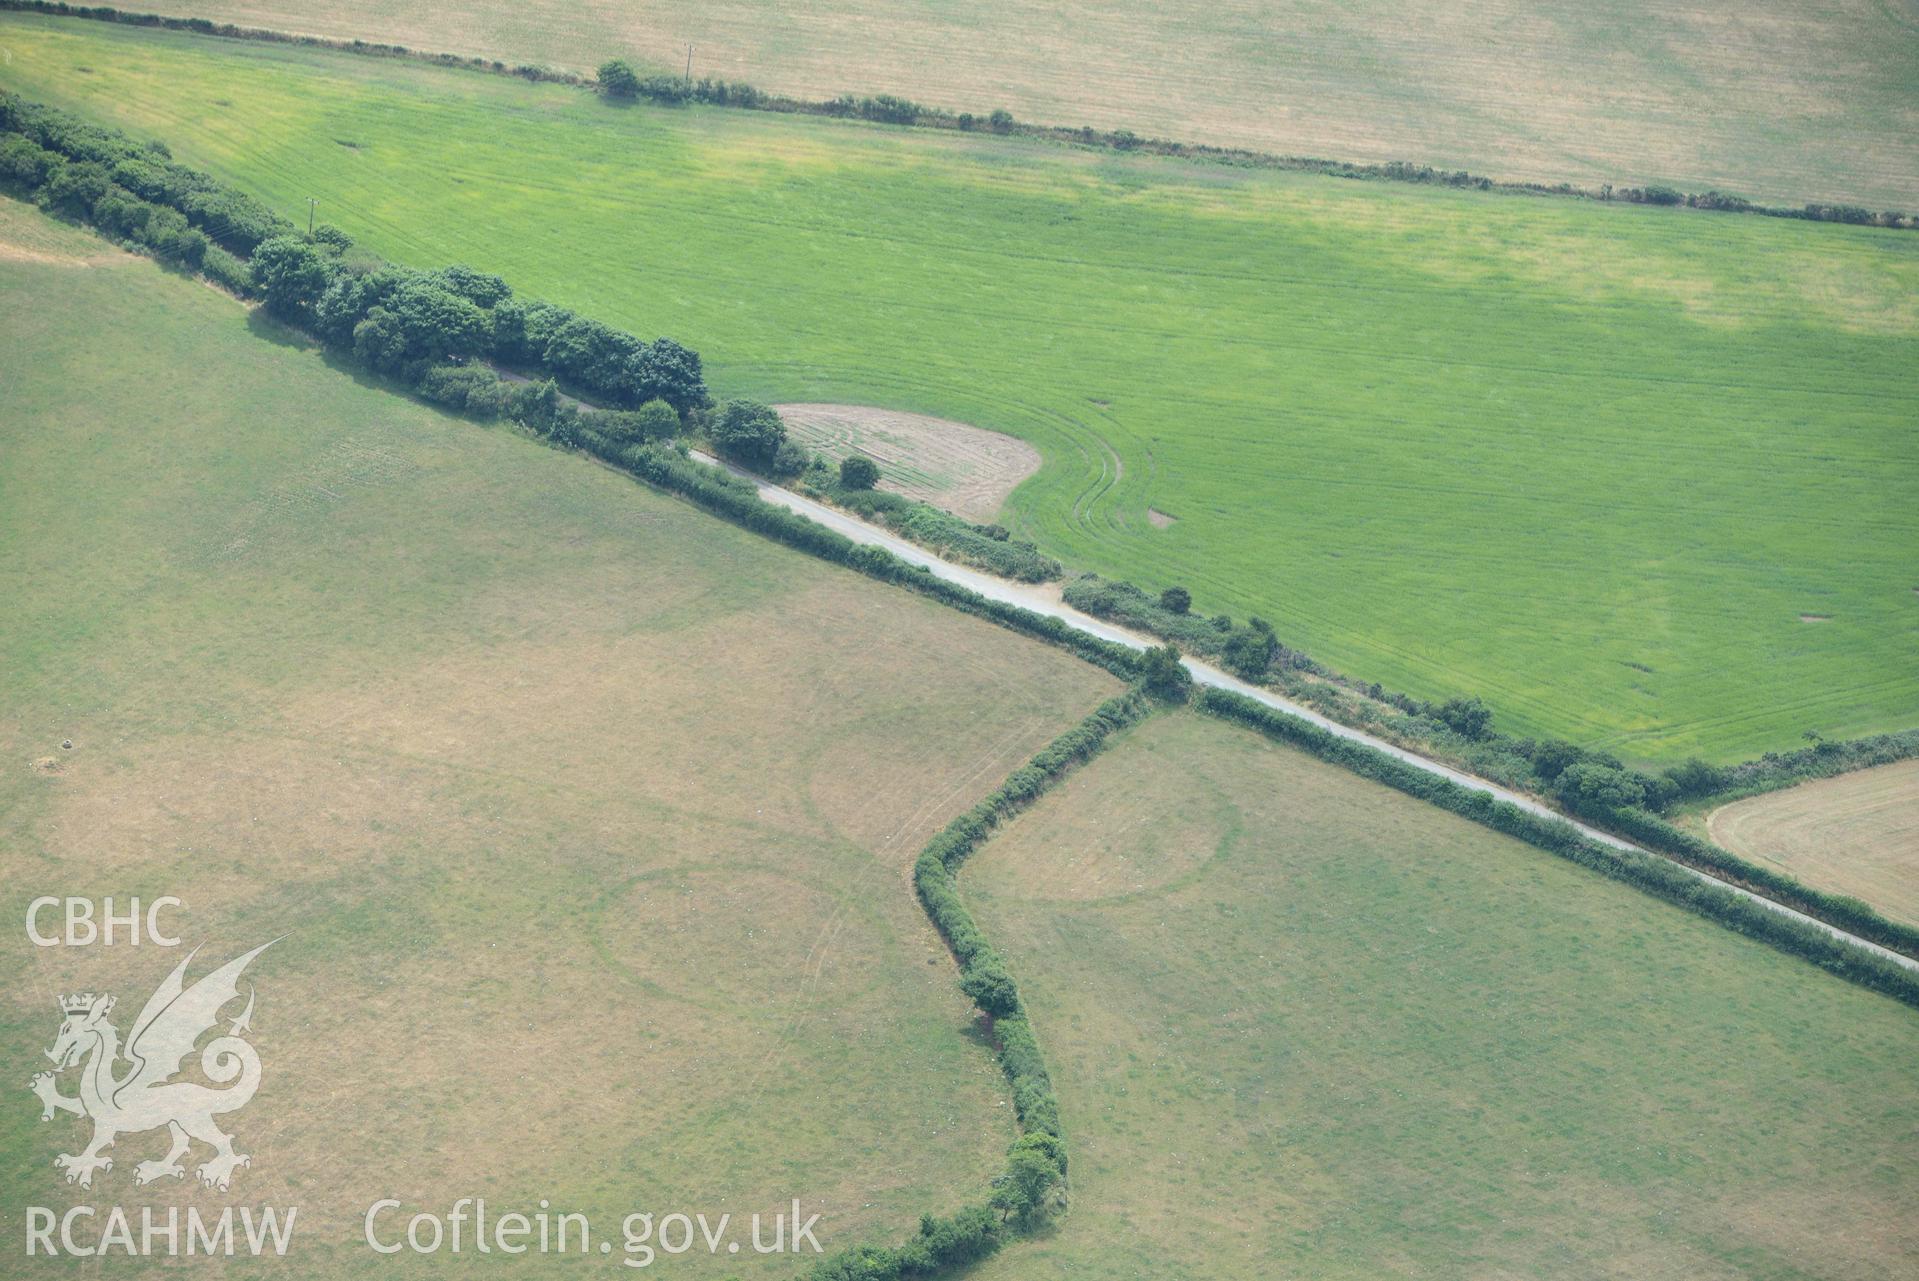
[29,941,275,1192]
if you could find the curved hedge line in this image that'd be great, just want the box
[807,690,1152,1279]
[1196,689,1919,1009]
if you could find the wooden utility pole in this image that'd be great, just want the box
[685,43,695,85]
[307,197,317,237]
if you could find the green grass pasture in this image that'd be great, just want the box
[965,712,1919,1279]
[0,196,1118,1276]
[4,14,1916,762]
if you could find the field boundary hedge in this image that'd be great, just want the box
[1195,688,1919,1008]
[1066,571,1919,960]
[1679,728,1919,812]
[572,431,1141,680]
[805,690,1154,1278]
[2,89,1142,683]
[7,85,1913,999]
[2,0,1911,229]
[1587,805,1919,959]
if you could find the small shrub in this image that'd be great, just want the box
[772,438,811,477]
[839,454,880,489]
[1554,761,1646,816]
[1437,696,1493,740]
[1141,644,1192,702]
[634,397,680,440]
[596,59,640,99]
[309,223,354,254]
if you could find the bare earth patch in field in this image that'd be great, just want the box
[1709,760,1919,926]
[777,404,1041,524]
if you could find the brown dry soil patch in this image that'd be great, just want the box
[1709,759,1919,927]
[776,403,1041,524]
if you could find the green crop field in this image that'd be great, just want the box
[3,14,1916,765]
[0,196,1120,1275]
[963,711,1919,1279]
[118,0,1919,209]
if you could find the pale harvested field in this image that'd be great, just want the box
[776,403,1041,523]
[0,200,1118,1276]
[1709,760,1919,927]
[131,0,1919,207]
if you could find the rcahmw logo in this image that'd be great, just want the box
[23,939,298,1259]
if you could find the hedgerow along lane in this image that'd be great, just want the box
[4,10,1914,763]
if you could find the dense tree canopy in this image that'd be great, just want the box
[250,234,337,320]
[1141,644,1192,701]
[597,60,641,99]
[1554,761,1647,815]
[712,399,787,468]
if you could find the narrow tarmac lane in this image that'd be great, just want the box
[689,451,1918,974]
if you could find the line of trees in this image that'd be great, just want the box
[1064,574,1293,679]
[5,85,1152,693]
[2,92,708,439]
[1062,568,1919,958]
[1663,727,1919,809]
[1,92,283,290]
[18,60,1915,1017]
[582,432,1142,680]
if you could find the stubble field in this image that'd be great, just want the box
[1708,760,1919,927]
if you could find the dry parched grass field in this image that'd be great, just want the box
[0,199,1119,1276]
[964,712,1919,1280]
[121,0,1919,208]
[1709,760,1919,929]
